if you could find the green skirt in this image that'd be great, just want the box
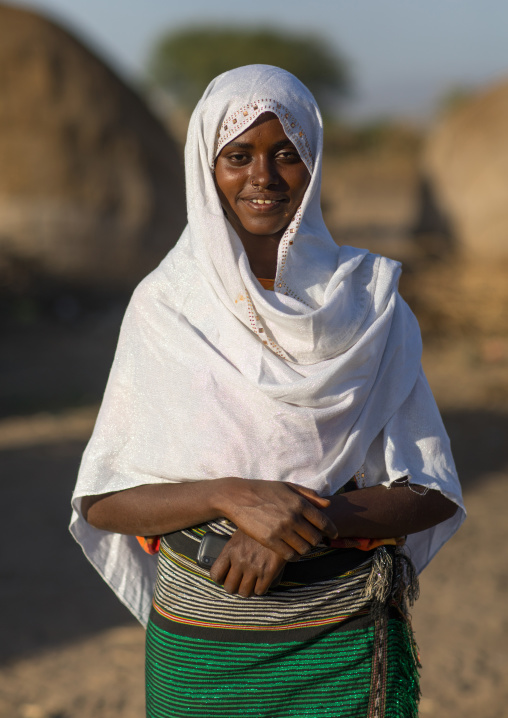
[145,526,420,718]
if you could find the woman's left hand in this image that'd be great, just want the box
[210,529,287,597]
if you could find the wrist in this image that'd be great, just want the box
[208,476,243,519]
[322,494,349,535]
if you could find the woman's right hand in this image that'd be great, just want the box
[218,478,338,561]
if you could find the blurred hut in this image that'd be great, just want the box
[400,80,508,346]
[423,79,508,259]
[0,4,186,298]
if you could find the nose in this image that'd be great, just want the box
[249,155,279,189]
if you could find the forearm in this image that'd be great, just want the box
[81,479,232,536]
[80,478,337,559]
[323,484,458,538]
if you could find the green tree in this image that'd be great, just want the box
[146,27,350,115]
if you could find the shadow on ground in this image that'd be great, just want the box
[0,440,136,664]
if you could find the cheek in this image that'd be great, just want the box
[288,168,311,203]
[214,159,240,190]
[214,172,234,210]
[298,170,311,198]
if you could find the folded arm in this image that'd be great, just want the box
[81,477,337,560]
[212,481,458,598]
[307,480,458,539]
[82,477,457,598]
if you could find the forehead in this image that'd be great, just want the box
[219,113,289,149]
[237,111,282,133]
[213,100,314,173]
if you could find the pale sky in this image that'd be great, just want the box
[9,0,508,119]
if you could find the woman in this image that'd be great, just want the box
[71,65,465,717]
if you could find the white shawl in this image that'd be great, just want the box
[70,65,465,625]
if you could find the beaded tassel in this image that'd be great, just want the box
[364,546,420,620]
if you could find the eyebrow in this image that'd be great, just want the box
[225,139,294,150]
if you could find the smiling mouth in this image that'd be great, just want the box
[242,197,287,211]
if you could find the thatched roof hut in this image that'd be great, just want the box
[0,4,186,295]
[424,80,508,258]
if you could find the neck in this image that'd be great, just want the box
[239,234,281,279]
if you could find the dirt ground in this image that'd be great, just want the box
[1,297,507,717]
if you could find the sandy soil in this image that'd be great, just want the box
[1,411,507,717]
[1,300,507,717]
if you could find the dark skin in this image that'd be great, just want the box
[213,113,310,278]
[83,113,457,597]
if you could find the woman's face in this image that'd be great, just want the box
[214,113,310,247]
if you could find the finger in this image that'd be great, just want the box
[237,572,258,599]
[254,575,271,596]
[222,566,243,595]
[277,509,334,549]
[209,553,230,585]
[290,518,325,548]
[270,538,299,562]
[282,531,316,556]
[302,505,338,539]
[286,483,331,508]
[254,565,283,595]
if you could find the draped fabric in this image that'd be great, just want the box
[70,65,465,625]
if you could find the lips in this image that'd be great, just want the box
[241,192,287,202]
[240,193,288,211]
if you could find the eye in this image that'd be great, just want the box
[223,151,250,165]
[276,148,301,162]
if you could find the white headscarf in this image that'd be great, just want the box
[70,65,464,625]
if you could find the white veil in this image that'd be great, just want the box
[70,65,464,625]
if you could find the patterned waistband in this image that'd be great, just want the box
[161,526,380,587]
[152,535,383,641]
